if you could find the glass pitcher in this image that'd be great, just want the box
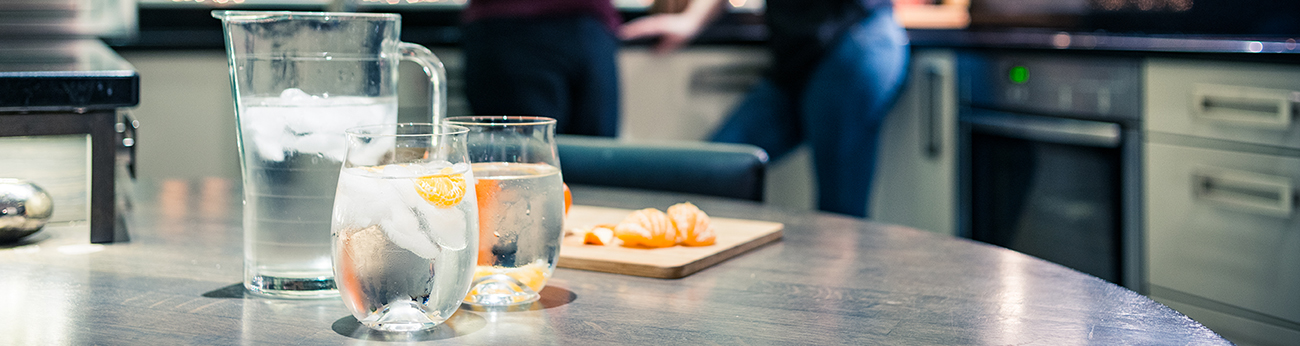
[213,10,447,299]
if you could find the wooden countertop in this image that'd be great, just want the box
[0,178,1228,344]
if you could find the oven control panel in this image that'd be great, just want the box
[960,52,1141,121]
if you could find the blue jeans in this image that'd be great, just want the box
[711,9,909,217]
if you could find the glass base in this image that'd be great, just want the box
[245,275,338,299]
[462,274,540,306]
[358,301,443,332]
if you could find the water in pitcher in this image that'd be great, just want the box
[240,89,396,298]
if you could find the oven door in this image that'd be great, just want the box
[960,109,1129,284]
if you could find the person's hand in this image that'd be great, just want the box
[619,0,726,55]
[620,13,706,54]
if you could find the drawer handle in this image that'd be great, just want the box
[1193,168,1294,218]
[921,63,945,159]
[1191,84,1299,130]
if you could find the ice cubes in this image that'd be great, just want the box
[279,88,312,101]
[334,163,474,260]
[343,225,387,265]
[380,202,441,259]
[238,89,396,163]
[385,166,470,253]
[425,204,469,251]
[333,168,384,228]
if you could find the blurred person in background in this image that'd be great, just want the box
[461,0,622,136]
[622,0,909,217]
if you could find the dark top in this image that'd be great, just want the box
[765,0,893,93]
[463,0,621,32]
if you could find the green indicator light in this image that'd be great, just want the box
[1009,66,1028,84]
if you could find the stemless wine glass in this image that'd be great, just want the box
[331,123,478,331]
[446,116,565,307]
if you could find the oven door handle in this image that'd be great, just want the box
[1193,167,1294,218]
[964,111,1122,148]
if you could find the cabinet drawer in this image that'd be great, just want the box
[1145,142,1300,325]
[1145,58,1300,149]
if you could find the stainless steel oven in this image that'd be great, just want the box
[958,52,1143,289]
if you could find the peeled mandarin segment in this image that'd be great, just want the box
[582,231,602,245]
[414,167,466,208]
[583,226,615,245]
[669,202,717,246]
[614,223,655,247]
[648,208,677,247]
[681,219,716,246]
[615,208,675,248]
[667,203,696,241]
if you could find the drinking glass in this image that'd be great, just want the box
[331,123,478,331]
[446,116,564,307]
[213,10,449,298]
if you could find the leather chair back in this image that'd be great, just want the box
[556,135,768,202]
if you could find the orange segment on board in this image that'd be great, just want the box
[589,202,719,249]
[668,202,717,246]
[583,225,616,245]
[414,167,466,208]
[614,208,677,248]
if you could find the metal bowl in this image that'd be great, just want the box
[0,178,54,243]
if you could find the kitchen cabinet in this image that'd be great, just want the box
[1145,58,1300,346]
[1146,58,1300,149]
[618,46,964,218]
[618,47,767,142]
[870,48,958,236]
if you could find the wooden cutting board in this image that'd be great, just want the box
[558,205,784,279]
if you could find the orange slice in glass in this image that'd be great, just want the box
[563,183,572,215]
[475,177,500,266]
[414,167,466,208]
[468,261,550,295]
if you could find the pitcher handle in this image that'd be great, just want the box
[398,42,448,124]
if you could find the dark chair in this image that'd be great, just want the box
[556,135,768,202]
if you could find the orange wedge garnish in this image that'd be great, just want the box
[563,183,572,215]
[475,177,500,265]
[337,231,365,312]
[414,167,466,208]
